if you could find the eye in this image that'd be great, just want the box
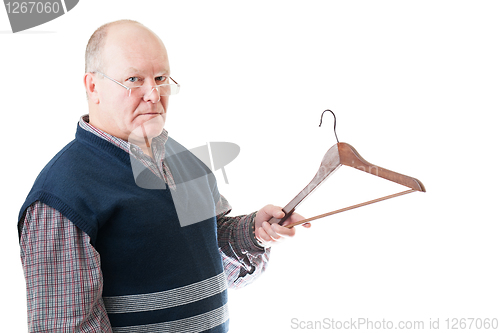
[127,77,139,83]
[156,76,168,84]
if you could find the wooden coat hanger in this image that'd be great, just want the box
[268,110,426,228]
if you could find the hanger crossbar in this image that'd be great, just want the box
[284,189,416,229]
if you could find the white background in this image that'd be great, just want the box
[1,1,499,332]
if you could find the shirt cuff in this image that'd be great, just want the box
[241,211,266,252]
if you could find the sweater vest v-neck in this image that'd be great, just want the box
[19,125,229,332]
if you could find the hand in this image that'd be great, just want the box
[254,204,311,248]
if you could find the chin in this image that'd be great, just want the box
[130,115,166,142]
[143,115,165,137]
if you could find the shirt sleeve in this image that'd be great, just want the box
[19,201,112,332]
[216,195,271,289]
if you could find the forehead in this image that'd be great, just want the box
[102,24,170,74]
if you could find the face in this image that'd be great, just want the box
[90,24,170,145]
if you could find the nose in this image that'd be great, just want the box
[144,86,161,103]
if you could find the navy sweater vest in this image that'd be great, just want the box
[19,125,229,332]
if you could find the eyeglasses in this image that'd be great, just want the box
[94,71,180,101]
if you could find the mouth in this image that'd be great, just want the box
[137,112,164,119]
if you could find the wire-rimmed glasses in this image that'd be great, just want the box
[94,71,180,100]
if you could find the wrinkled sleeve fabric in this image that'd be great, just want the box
[216,195,271,289]
[19,201,112,333]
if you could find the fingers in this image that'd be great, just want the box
[254,204,311,247]
[255,204,286,230]
[281,212,312,229]
[263,204,285,221]
[267,221,296,238]
[256,221,296,247]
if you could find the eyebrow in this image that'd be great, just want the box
[125,67,171,76]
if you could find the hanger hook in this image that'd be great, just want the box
[319,109,339,143]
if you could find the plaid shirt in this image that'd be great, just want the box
[19,115,269,332]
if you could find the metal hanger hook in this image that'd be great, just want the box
[319,109,339,143]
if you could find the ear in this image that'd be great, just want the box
[84,72,100,104]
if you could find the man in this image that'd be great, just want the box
[18,20,308,332]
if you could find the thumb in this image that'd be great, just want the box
[256,204,285,225]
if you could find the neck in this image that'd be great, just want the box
[86,114,155,158]
[137,124,154,158]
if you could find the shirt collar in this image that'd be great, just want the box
[78,114,169,159]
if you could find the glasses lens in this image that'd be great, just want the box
[159,84,180,96]
[126,83,180,98]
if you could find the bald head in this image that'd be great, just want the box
[85,20,165,74]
